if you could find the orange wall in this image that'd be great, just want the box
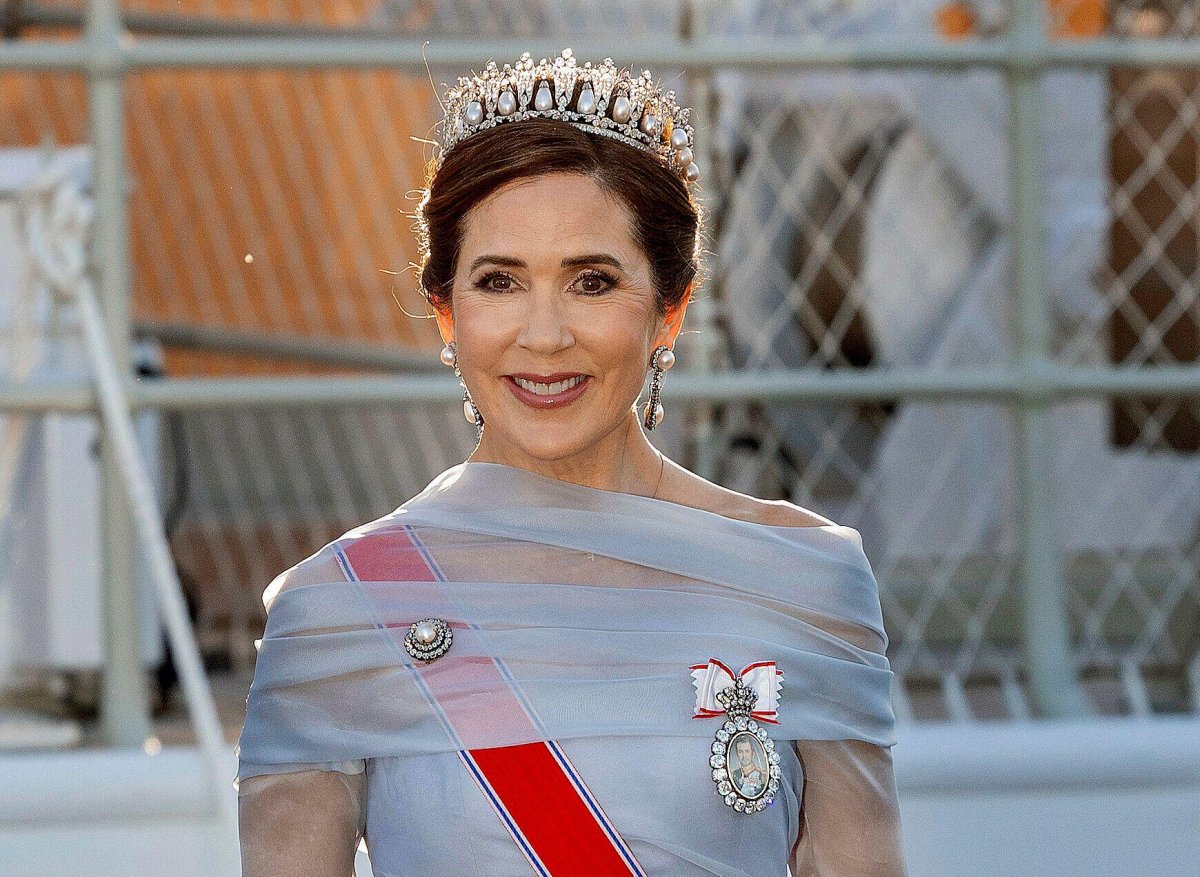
[1,2,440,377]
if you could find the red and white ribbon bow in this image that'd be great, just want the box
[689,658,784,724]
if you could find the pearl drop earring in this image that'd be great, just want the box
[643,344,675,430]
[439,340,484,431]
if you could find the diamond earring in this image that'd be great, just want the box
[643,344,675,430]
[440,341,484,431]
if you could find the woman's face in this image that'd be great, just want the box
[436,171,686,463]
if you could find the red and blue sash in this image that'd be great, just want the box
[333,524,646,877]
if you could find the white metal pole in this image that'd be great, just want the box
[21,158,239,869]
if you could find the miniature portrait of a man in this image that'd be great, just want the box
[728,735,767,798]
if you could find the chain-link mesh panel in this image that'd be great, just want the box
[1071,7,1200,458]
[707,69,1006,502]
[1046,3,1200,716]
[1069,527,1200,717]
[705,46,1199,719]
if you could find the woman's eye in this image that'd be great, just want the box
[474,271,515,291]
[577,270,618,295]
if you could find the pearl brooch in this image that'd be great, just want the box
[404,617,453,663]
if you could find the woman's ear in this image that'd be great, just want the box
[659,282,693,348]
[434,301,455,346]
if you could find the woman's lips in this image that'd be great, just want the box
[503,374,591,410]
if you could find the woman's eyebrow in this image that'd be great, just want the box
[467,253,625,272]
[468,255,524,272]
[560,254,624,270]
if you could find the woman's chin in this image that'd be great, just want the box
[482,419,604,464]
[501,435,593,464]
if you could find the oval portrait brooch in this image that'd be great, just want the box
[691,659,784,815]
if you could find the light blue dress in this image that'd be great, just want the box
[235,462,903,876]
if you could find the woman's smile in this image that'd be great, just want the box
[503,373,591,409]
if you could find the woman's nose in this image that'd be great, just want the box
[515,293,575,353]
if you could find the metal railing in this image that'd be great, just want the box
[3,0,1200,752]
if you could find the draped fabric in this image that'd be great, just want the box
[235,461,907,876]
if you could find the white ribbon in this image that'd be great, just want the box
[690,658,783,721]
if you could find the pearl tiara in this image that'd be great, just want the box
[435,47,700,186]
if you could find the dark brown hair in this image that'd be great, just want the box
[413,117,705,316]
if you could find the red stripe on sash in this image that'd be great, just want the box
[470,743,639,876]
[339,527,643,876]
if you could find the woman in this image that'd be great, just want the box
[236,49,907,876]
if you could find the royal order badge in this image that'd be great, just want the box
[691,659,784,815]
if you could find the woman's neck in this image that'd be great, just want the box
[467,411,665,497]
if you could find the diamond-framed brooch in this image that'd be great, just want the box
[691,659,784,815]
[403,617,453,663]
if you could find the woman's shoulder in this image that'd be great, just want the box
[662,460,836,529]
[260,542,349,614]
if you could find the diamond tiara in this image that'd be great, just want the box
[435,47,700,186]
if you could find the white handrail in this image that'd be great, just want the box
[894,715,1200,793]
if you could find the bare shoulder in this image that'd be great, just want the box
[662,459,835,529]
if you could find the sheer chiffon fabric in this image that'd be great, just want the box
[236,462,908,876]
